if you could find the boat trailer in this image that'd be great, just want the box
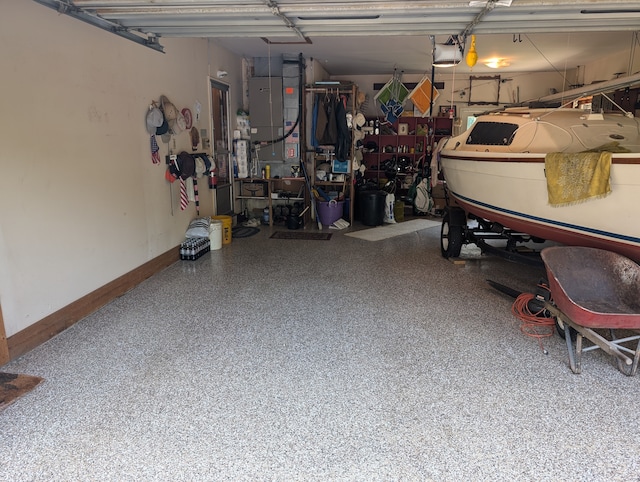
[440,206,544,266]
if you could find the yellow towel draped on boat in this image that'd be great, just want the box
[545,151,612,207]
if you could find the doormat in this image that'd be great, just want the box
[232,226,260,238]
[0,372,44,411]
[345,219,440,241]
[270,231,332,241]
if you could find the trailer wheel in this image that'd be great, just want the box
[441,212,463,258]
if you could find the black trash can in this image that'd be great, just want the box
[358,190,386,226]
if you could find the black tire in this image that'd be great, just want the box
[441,212,463,258]
[555,318,578,341]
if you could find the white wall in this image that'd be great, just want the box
[0,1,243,337]
[334,70,573,119]
[581,33,640,85]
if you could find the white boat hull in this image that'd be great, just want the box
[441,151,640,261]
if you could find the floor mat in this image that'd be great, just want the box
[0,372,44,410]
[270,231,332,240]
[345,219,441,241]
[232,226,260,238]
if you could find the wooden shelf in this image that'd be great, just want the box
[234,176,309,227]
[236,195,268,200]
[315,181,349,186]
[362,116,452,193]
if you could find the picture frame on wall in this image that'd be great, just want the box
[439,104,456,118]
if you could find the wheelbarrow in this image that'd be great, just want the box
[540,246,640,376]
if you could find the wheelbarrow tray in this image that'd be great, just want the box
[541,246,640,330]
[541,246,640,375]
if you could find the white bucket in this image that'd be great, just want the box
[209,220,223,250]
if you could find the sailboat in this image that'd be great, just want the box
[438,73,640,263]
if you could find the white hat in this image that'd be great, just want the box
[195,156,207,178]
[146,106,163,135]
[169,112,187,135]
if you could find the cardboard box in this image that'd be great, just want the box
[241,180,267,197]
[431,182,446,199]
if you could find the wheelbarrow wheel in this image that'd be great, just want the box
[555,317,577,341]
[441,212,463,258]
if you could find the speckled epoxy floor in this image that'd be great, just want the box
[1,220,639,481]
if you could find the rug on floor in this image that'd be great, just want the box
[232,226,260,238]
[345,219,441,241]
[270,231,332,240]
[0,372,44,410]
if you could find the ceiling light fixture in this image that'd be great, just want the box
[484,58,510,69]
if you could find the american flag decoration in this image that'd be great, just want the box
[150,135,161,164]
[179,178,189,210]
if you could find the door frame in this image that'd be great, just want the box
[209,78,233,215]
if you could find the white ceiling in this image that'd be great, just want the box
[216,31,638,77]
[35,1,640,76]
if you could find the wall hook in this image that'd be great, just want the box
[513,34,522,43]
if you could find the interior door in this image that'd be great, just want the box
[210,79,233,215]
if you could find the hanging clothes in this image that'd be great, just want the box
[335,94,350,161]
[311,95,319,149]
[315,93,338,146]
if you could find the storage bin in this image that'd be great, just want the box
[209,220,223,250]
[316,200,344,226]
[331,159,349,173]
[211,215,232,244]
[358,190,386,226]
[240,180,267,197]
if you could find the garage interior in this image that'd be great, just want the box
[2,1,640,479]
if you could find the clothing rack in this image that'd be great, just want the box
[303,83,358,224]
[305,86,354,94]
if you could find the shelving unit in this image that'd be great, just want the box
[236,177,307,227]
[361,115,452,200]
[303,83,358,223]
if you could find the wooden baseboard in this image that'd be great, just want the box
[6,246,180,362]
